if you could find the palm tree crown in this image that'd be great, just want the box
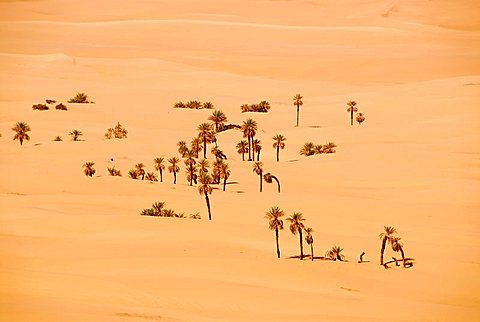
[208,110,228,132]
[273,134,286,162]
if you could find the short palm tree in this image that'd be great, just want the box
[135,163,146,180]
[198,173,213,220]
[69,130,83,141]
[241,119,257,161]
[83,162,96,177]
[191,137,203,158]
[252,139,261,161]
[305,227,314,261]
[356,112,365,125]
[174,101,185,109]
[257,100,271,112]
[293,94,303,126]
[153,157,165,182]
[128,169,139,179]
[203,101,214,109]
[300,142,315,156]
[323,142,337,154]
[152,202,165,216]
[219,161,231,191]
[12,122,31,146]
[265,206,285,258]
[198,158,209,175]
[391,237,406,267]
[347,101,358,126]
[211,159,223,184]
[198,123,214,158]
[379,226,396,265]
[145,172,158,181]
[263,172,281,193]
[168,157,180,184]
[177,141,189,157]
[252,161,263,192]
[287,213,306,259]
[314,144,324,154]
[236,140,249,161]
[186,100,202,109]
[208,110,227,132]
[272,134,286,162]
[326,246,345,261]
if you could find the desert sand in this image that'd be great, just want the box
[1,0,480,321]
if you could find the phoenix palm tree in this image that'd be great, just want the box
[177,141,189,157]
[236,140,249,161]
[300,142,315,156]
[198,123,214,158]
[152,202,165,216]
[174,101,185,109]
[208,110,228,132]
[391,237,406,267]
[323,142,337,154]
[191,137,203,158]
[347,101,358,126]
[314,144,325,154]
[135,163,146,180]
[219,161,231,191]
[184,151,197,186]
[12,122,31,146]
[293,94,303,126]
[145,172,158,181]
[263,172,281,193]
[83,162,96,177]
[379,226,397,265]
[287,213,306,259]
[326,246,345,261]
[240,104,250,113]
[198,158,209,175]
[241,119,257,161]
[252,139,261,161]
[153,157,165,182]
[252,161,263,192]
[198,173,213,220]
[186,100,202,109]
[211,159,223,184]
[168,157,180,184]
[305,227,314,261]
[265,206,285,258]
[69,130,83,141]
[272,134,286,162]
[203,101,214,109]
[257,100,271,112]
[356,112,365,125]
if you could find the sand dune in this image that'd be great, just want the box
[1,0,479,321]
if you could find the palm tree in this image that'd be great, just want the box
[145,172,158,181]
[153,157,165,182]
[208,110,228,132]
[263,172,281,193]
[236,140,249,161]
[211,146,226,160]
[379,226,396,266]
[12,122,31,146]
[347,101,358,126]
[185,166,198,185]
[252,139,261,161]
[198,123,214,158]
[69,130,83,141]
[177,141,189,157]
[265,206,285,258]
[287,213,306,259]
[198,173,213,220]
[326,246,345,261]
[174,101,185,109]
[272,134,286,162]
[241,119,257,161]
[186,100,202,109]
[293,94,303,126]
[203,101,214,109]
[152,202,165,216]
[240,104,250,113]
[83,162,96,177]
[168,157,180,184]
[323,142,337,154]
[252,161,263,192]
[184,151,197,186]
[191,137,203,158]
[300,142,315,156]
[128,169,139,179]
[219,162,231,191]
[391,237,406,267]
[211,159,223,184]
[257,100,271,112]
[314,144,324,154]
[198,158,209,175]
[305,227,314,261]
[356,112,365,125]
[135,163,146,180]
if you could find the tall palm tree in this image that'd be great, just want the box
[347,101,358,126]
[379,226,396,265]
[252,161,263,192]
[83,162,96,177]
[177,141,189,157]
[69,130,83,141]
[184,151,197,186]
[263,172,281,193]
[191,137,203,158]
[300,142,315,156]
[287,213,306,259]
[356,112,365,125]
[198,173,213,220]
[305,227,314,261]
[272,134,286,162]
[252,139,261,161]
[211,159,223,184]
[241,119,257,161]
[135,163,146,180]
[12,122,31,146]
[153,157,165,182]
[326,246,345,261]
[265,206,285,258]
[219,161,231,191]
[391,237,406,267]
[198,123,214,158]
[208,110,228,132]
[198,158,209,175]
[236,140,249,161]
[293,94,303,126]
[168,157,180,184]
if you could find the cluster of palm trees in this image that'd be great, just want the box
[140,201,201,219]
[32,99,68,111]
[105,122,128,139]
[173,100,214,109]
[347,101,366,125]
[379,226,410,268]
[252,162,281,193]
[300,142,337,156]
[240,100,271,113]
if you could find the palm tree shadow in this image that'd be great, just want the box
[384,257,416,268]
[286,159,299,162]
[308,125,322,129]
[287,255,330,261]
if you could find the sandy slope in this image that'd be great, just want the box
[1,1,479,321]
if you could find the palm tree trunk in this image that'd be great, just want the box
[159,170,163,182]
[223,176,227,191]
[259,170,263,192]
[205,192,212,220]
[203,135,207,158]
[296,104,300,127]
[350,110,354,126]
[173,171,177,184]
[276,146,279,162]
[311,244,314,261]
[299,228,303,260]
[242,152,245,161]
[247,136,252,161]
[20,138,23,146]
[380,237,387,265]
[275,228,280,258]
[272,176,281,193]
[399,246,406,267]
[257,150,260,161]
[189,167,193,186]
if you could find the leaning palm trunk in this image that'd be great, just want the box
[204,192,212,220]
[380,236,387,265]
[272,176,281,193]
[275,228,281,258]
[299,228,304,260]
[399,246,406,267]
